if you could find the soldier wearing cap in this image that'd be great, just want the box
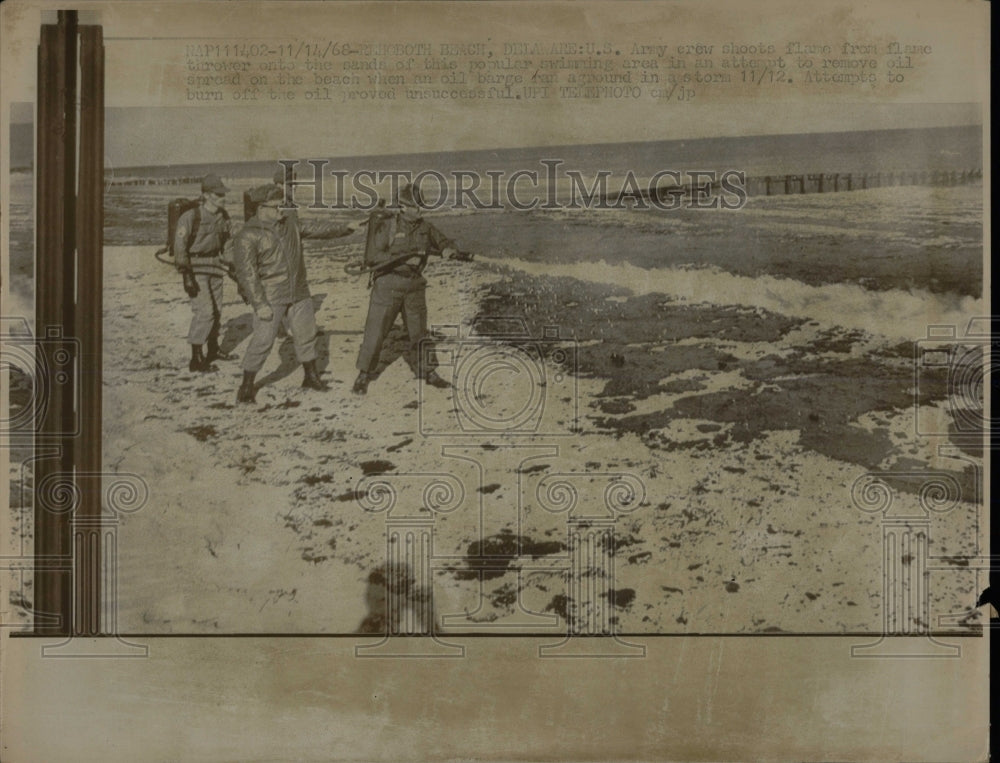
[231,184,360,403]
[242,166,296,222]
[352,182,457,395]
[175,173,233,372]
[273,166,292,192]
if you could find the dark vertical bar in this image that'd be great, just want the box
[34,29,50,631]
[60,13,78,315]
[36,30,49,344]
[35,18,74,635]
[77,25,104,634]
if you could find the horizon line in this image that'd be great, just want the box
[69,122,983,173]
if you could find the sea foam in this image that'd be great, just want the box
[477,254,986,342]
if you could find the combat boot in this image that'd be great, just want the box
[236,371,257,404]
[301,360,328,391]
[352,372,370,395]
[424,369,450,389]
[189,344,217,373]
[206,336,235,363]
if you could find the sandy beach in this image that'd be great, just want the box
[12,181,957,635]
[4,175,986,636]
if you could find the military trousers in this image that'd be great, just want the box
[355,272,433,375]
[187,273,224,346]
[242,297,318,373]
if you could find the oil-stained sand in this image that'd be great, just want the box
[4,179,986,635]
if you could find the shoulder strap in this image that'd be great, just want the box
[186,204,202,253]
[363,209,385,266]
[219,207,230,244]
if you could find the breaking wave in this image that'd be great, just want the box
[477,254,985,342]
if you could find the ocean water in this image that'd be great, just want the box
[7,126,984,326]
[478,254,985,342]
[108,124,982,180]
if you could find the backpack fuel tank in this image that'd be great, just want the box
[166,197,201,256]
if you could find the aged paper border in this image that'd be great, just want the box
[1,1,990,760]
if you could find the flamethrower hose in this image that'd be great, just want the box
[154,246,237,278]
[342,250,474,278]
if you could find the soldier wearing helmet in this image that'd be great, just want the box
[352,182,457,395]
[175,173,233,372]
[232,184,360,403]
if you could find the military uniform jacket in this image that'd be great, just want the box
[233,212,353,308]
[364,211,455,277]
[173,203,231,270]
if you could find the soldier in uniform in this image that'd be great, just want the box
[232,185,360,403]
[175,173,233,372]
[352,183,456,395]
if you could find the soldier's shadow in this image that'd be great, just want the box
[256,294,330,390]
[219,311,255,356]
[355,561,433,635]
[371,322,420,379]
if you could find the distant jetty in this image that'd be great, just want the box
[105,174,205,187]
[104,167,983,198]
[643,167,982,204]
[742,168,983,196]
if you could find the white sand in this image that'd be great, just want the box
[8,239,975,635]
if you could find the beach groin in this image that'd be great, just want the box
[742,168,983,196]
[625,167,984,206]
[105,167,984,194]
[105,174,205,187]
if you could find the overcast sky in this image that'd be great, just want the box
[4,1,987,167]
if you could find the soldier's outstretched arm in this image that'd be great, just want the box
[425,221,457,257]
[300,218,359,240]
